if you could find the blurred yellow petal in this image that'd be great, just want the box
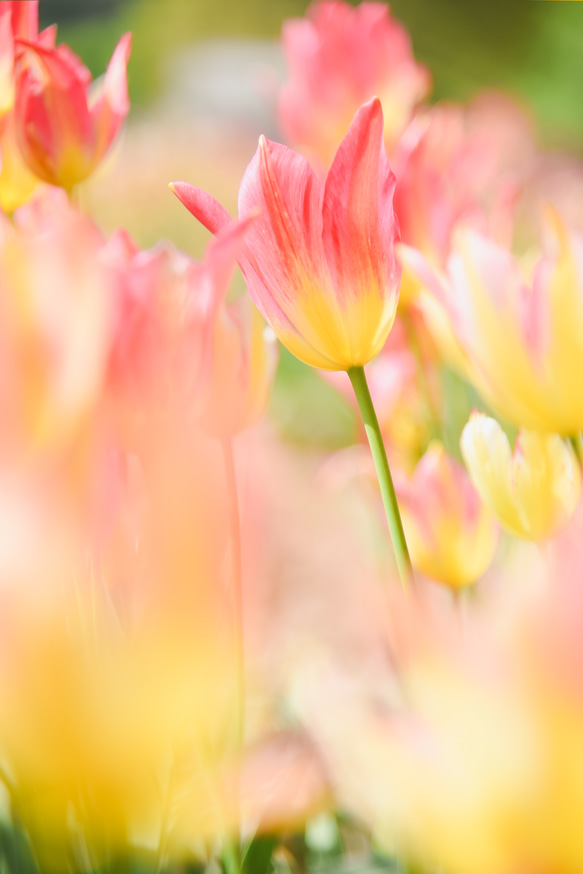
[461,412,581,541]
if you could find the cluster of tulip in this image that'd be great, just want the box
[1,1,583,873]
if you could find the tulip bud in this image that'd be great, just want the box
[14,33,132,191]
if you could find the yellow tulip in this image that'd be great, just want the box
[461,412,580,541]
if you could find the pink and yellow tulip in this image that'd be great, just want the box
[105,218,277,443]
[396,443,498,588]
[14,31,132,191]
[279,1,430,167]
[400,215,583,433]
[172,97,402,372]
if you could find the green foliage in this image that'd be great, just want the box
[269,349,357,451]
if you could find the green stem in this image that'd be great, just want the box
[348,366,414,588]
[223,838,242,874]
[222,438,245,745]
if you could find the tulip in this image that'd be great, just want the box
[400,214,583,434]
[105,218,276,444]
[395,94,535,273]
[172,98,412,585]
[172,98,401,372]
[461,412,580,542]
[396,443,498,588]
[14,32,132,191]
[0,190,114,462]
[279,1,430,166]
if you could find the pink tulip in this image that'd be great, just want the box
[396,444,498,589]
[105,218,276,443]
[394,94,535,272]
[172,98,401,372]
[14,32,132,190]
[279,1,430,166]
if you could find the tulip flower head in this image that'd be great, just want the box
[279,1,431,166]
[461,412,581,542]
[106,217,276,443]
[14,32,132,191]
[400,214,583,434]
[397,443,498,589]
[172,98,402,372]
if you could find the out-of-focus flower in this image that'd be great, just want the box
[0,106,39,212]
[461,412,580,541]
[279,1,430,167]
[394,93,535,311]
[0,1,54,211]
[201,293,279,437]
[395,95,535,269]
[395,443,498,588]
[400,214,583,433]
[14,32,132,191]
[0,0,40,115]
[299,532,583,874]
[172,98,401,372]
[105,218,277,444]
[0,429,239,867]
[0,190,114,461]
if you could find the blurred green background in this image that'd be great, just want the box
[42,0,583,148]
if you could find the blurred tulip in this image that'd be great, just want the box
[461,412,580,541]
[0,0,39,115]
[396,443,498,588]
[0,428,241,867]
[395,94,535,275]
[14,32,132,191]
[105,217,276,444]
[201,293,279,437]
[0,190,114,463]
[0,107,39,212]
[172,98,401,372]
[279,1,430,167]
[400,214,583,433]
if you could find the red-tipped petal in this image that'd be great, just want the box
[170,182,232,234]
[237,135,326,327]
[322,97,400,306]
[91,33,132,166]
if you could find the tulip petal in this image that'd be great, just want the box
[170,182,232,234]
[238,136,344,368]
[323,97,398,303]
[91,33,132,165]
[0,5,14,115]
[11,0,38,41]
